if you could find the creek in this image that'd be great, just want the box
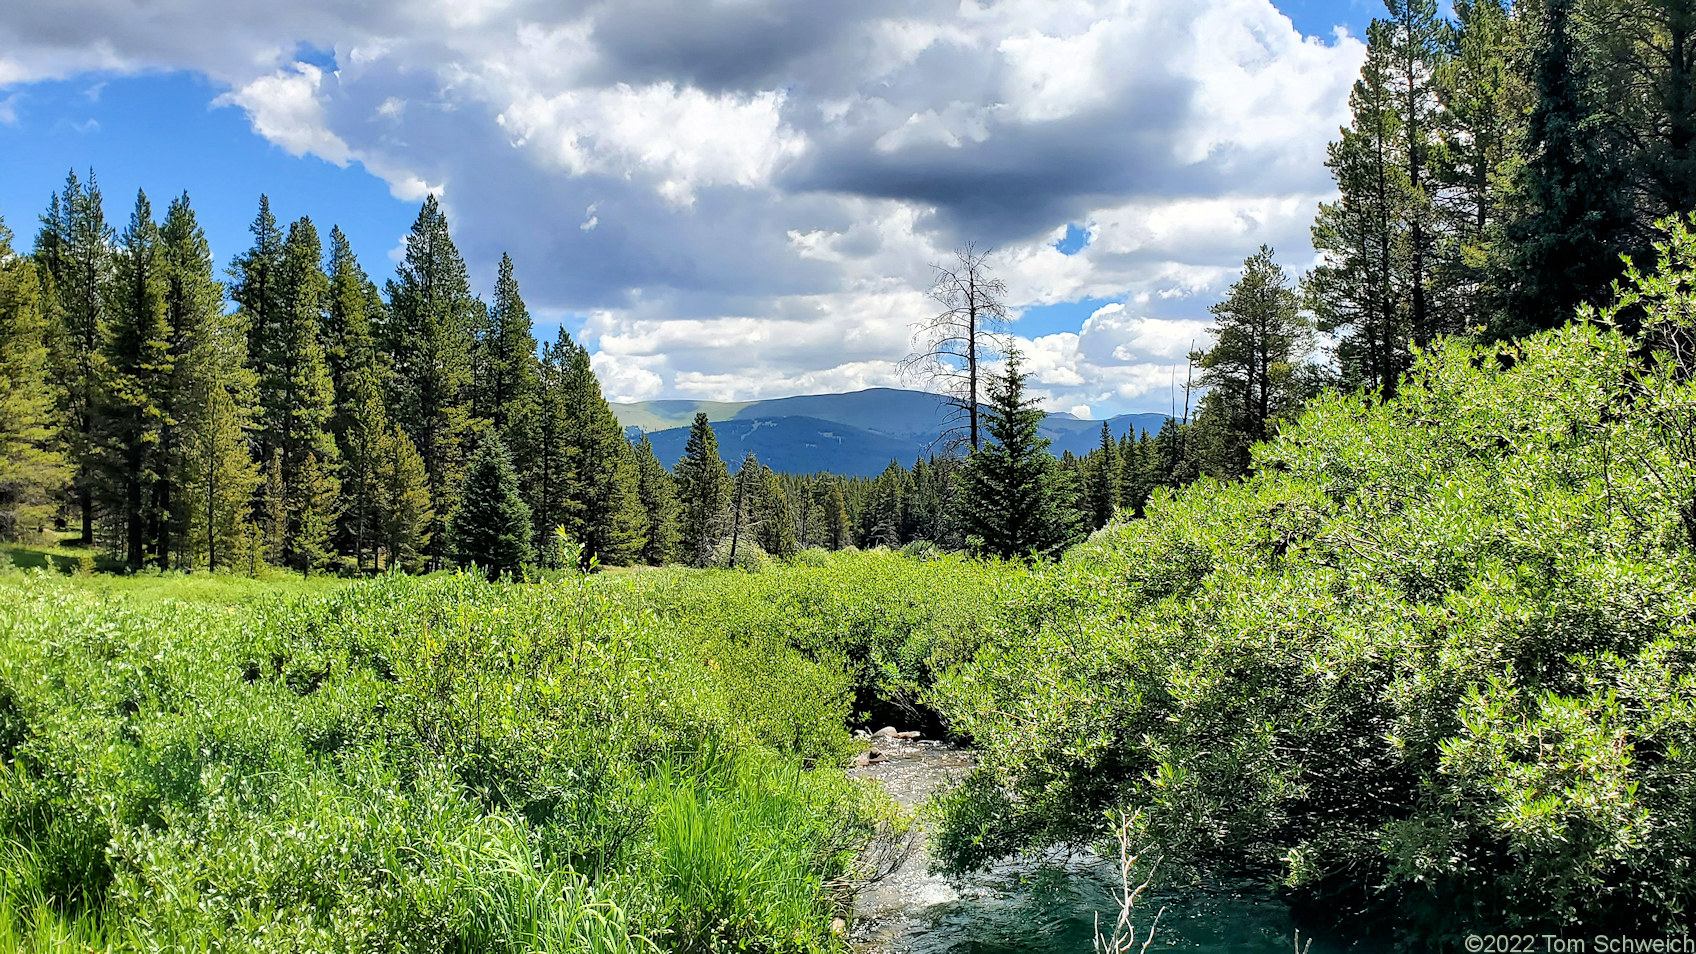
[846,738,1381,954]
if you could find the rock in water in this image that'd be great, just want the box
[873,726,898,738]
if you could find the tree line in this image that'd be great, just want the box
[5,0,1693,570]
[0,180,704,574]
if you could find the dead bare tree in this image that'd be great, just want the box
[900,243,1011,452]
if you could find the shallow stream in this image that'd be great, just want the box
[846,738,1380,954]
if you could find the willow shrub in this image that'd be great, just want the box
[625,550,1027,733]
[931,317,1696,942]
[0,570,880,953]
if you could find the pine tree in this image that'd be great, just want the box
[1433,0,1520,332]
[36,169,112,544]
[290,451,338,575]
[956,352,1080,560]
[158,194,259,569]
[229,196,289,561]
[1119,431,1155,518]
[382,196,480,568]
[97,190,172,568]
[675,412,730,566]
[634,435,682,565]
[556,340,645,567]
[1192,246,1316,478]
[0,217,71,542]
[1309,20,1417,394]
[449,435,532,580]
[375,423,431,572]
[1386,0,1447,347]
[1085,422,1119,530]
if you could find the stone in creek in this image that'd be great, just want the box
[873,727,899,738]
[894,730,921,739]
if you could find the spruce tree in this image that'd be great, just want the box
[1119,431,1154,518]
[825,482,852,551]
[529,333,580,547]
[0,217,71,542]
[634,435,682,565]
[859,461,905,547]
[449,435,532,579]
[675,412,730,566]
[558,340,646,566]
[1085,422,1119,530]
[229,196,289,560]
[375,423,431,572]
[267,219,340,569]
[724,452,764,566]
[754,462,799,560]
[1493,0,1638,336]
[159,194,259,569]
[36,169,112,544]
[1433,0,1519,331]
[382,196,480,568]
[325,227,390,568]
[478,253,540,433]
[957,352,1080,560]
[97,190,172,568]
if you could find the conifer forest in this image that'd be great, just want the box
[2,0,1696,951]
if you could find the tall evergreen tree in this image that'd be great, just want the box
[0,217,71,542]
[558,341,645,567]
[158,194,259,569]
[859,461,905,548]
[382,195,480,568]
[1433,0,1520,332]
[1493,0,1638,336]
[825,481,852,551]
[634,435,682,565]
[529,333,580,548]
[97,191,172,568]
[1386,0,1447,346]
[1310,20,1416,393]
[956,352,1080,560]
[448,435,532,579]
[1193,247,1315,478]
[324,226,390,568]
[1085,422,1119,530]
[35,169,112,544]
[477,253,540,433]
[229,196,289,559]
[262,219,341,569]
[675,412,730,566]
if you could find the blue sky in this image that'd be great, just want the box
[0,0,1378,416]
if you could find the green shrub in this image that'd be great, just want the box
[931,320,1696,940]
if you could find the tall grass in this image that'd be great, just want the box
[0,568,886,952]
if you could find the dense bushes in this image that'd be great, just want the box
[929,316,1696,941]
[628,550,1025,734]
[0,570,882,952]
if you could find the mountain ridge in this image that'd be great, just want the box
[617,387,1171,477]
